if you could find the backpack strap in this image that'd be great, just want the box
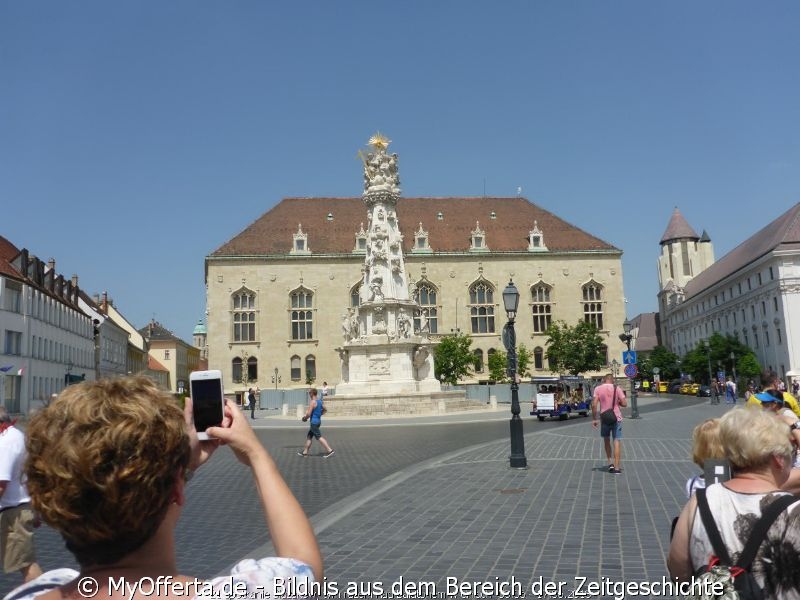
[735,494,797,569]
[696,488,733,565]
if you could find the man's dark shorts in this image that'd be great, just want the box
[600,421,623,440]
[307,423,322,440]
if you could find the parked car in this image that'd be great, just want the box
[697,385,712,397]
[688,383,700,395]
[668,380,683,394]
[658,381,669,393]
[679,383,692,394]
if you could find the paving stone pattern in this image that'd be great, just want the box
[316,402,730,597]
[1,397,725,599]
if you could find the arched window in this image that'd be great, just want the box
[305,355,316,383]
[247,356,258,383]
[232,289,257,342]
[414,282,438,334]
[350,282,361,308]
[469,282,495,334]
[290,288,314,340]
[232,357,243,383]
[533,346,544,370]
[531,283,552,334]
[473,349,484,373]
[582,282,604,330]
[290,355,301,382]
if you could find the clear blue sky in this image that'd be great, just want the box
[3,2,799,341]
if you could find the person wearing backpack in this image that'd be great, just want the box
[668,408,800,598]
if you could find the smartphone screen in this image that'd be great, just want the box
[190,377,223,433]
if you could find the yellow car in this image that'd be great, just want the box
[658,381,669,393]
[688,383,700,395]
[679,383,692,394]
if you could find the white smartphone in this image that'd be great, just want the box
[189,369,225,440]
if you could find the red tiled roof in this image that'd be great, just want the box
[0,236,22,279]
[148,356,169,372]
[660,208,699,243]
[684,202,800,298]
[210,197,618,256]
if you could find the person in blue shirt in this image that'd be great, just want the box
[298,388,335,458]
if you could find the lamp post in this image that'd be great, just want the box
[619,320,639,419]
[704,342,712,385]
[502,280,527,469]
[271,367,281,390]
[730,351,737,384]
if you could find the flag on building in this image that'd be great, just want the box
[17,367,24,376]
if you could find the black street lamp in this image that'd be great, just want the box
[502,280,527,469]
[618,319,639,418]
[271,367,281,390]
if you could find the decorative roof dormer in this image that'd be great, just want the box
[411,222,432,254]
[353,222,368,253]
[528,220,548,252]
[290,224,310,255]
[469,221,489,252]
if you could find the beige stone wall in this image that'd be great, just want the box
[206,250,629,394]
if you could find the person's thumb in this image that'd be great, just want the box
[204,426,232,442]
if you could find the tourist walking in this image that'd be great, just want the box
[0,408,43,584]
[248,387,256,419]
[298,388,335,458]
[591,374,627,474]
[725,377,737,404]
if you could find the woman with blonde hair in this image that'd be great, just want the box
[685,418,726,498]
[3,376,322,600]
[668,407,800,596]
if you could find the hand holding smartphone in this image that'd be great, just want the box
[189,370,225,440]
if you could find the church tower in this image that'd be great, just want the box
[657,207,715,343]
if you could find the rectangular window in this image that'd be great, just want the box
[761,301,766,316]
[770,266,775,280]
[3,281,22,313]
[4,330,22,355]
[165,350,170,360]
[758,273,763,285]
[774,297,779,312]
[778,329,783,344]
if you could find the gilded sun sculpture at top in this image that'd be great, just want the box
[368,133,390,150]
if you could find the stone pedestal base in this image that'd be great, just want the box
[325,390,488,417]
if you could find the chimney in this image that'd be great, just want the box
[20,249,29,277]
[101,291,109,313]
[72,274,78,287]
[46,258,55,272]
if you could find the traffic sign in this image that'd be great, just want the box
[624,363,638,378]
[622,350,637,365]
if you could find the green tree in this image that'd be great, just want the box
[517,344,532,379]
[736,352,762,382]
[487,344,531,383]
[488,349,507,383]
[545,320,606,375]
[433,333,474,385]
[646,346,681,381]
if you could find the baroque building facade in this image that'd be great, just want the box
[205,194,629,399]
[658,203,800,382]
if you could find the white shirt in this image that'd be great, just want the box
[0,426,31,509]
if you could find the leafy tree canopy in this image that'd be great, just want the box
[433,332,474,385]
[545,320,606,375]
[679,334,760,383]
[487,344,532,383]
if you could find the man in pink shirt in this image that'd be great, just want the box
[592,374,628,474]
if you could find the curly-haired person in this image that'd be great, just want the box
[3,376,322,600]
